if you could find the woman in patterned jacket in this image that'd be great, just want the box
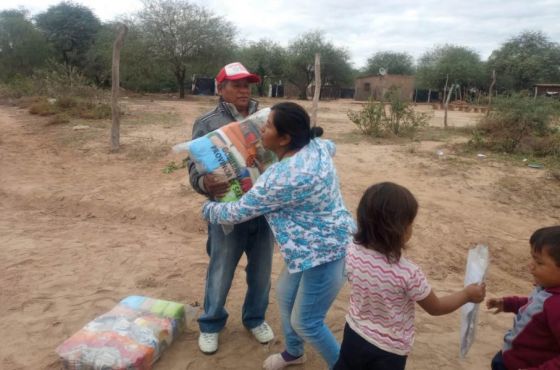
[203,102,355,369]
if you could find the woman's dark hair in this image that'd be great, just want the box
[354,182,418,263]
[530,226,560,266]
[271,102,323,150]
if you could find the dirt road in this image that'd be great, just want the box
[1,97,558,369]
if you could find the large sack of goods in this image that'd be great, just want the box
[174,108,276,202]
[56,296,186,370]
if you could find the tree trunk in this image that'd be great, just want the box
[177,67,186,99]
[311,53,321,127]
[427,89,432,104]
[111,24,127,152]
[179,82,185,98]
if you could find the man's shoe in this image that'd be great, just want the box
[198,332,219,354]
[250,322,274,344]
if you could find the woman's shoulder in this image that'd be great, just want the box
[309,138,335,156]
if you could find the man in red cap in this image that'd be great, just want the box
[187,62,274,354]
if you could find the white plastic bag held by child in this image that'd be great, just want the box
[460,244,489,357]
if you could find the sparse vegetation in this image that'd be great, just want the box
[162,161,180,174]
[26,96,112,122]
[468,95,560,161]
[348,87,429,138]
[125,139,170,161]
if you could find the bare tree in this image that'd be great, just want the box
[139,0,235,98]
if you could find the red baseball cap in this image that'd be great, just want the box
[216,62,261,84]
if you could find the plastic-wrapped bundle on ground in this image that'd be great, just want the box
[459,244,489,358]
[174,108,276,202]
[56,296,185,370]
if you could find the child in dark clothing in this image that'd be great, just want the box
[487,226,560,370]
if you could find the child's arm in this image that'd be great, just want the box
[503,296,529,313]
[486,296,529,314]
[486,297,504,314]
[417,283,486,316]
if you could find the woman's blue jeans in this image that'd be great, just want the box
[276,257,345,369]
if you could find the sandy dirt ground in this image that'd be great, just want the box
[1,96,559,370]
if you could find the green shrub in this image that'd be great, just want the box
[347,87,428,138]
[347,99,385,137]
[385,88,429,137]
[471,94,560,157]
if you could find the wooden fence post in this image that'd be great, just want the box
[488,69,496,106]
[111,24,128,152]
[311,53,321,127]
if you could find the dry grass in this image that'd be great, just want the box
[416,126,472,142]
[47,114,70,125]
[29,101,57,116]
[549,169,560,182]
[124,139,170,161]
[122,111,180,127]
[26,97,112,121]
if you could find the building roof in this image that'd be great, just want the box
[533,83,560,87]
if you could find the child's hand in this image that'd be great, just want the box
[486,298,504,314]
[465,282,486,303]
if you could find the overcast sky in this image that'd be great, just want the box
[4,0,560,69]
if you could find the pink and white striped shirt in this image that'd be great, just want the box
[345,242,431,355]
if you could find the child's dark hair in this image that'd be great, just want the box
[271,102,323,150]
[530,226,560,266]
[355,182,418,263]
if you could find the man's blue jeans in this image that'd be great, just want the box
[198,216,274,333]
[276,257,345,369]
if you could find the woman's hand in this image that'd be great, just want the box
[486,298,504,314]
[465,283,486,304]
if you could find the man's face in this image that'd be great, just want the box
[219,79,251,112]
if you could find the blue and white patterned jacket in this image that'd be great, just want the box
[202,138,355,273]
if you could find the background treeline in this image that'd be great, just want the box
[1,0,559,99]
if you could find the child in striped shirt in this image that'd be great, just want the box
[334,182,486,370]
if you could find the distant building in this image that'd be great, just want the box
[533,83,560,98]
[354,75,415,101]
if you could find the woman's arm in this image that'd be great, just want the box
[202,173,305,225]
[417,283,486,316]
